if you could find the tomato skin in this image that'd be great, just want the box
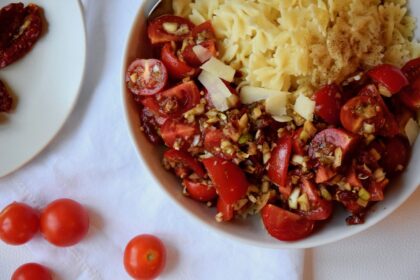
[11,263,52,280]
[156,81,201,118]
[292,128,306,155]
[161,43,197,80]
[267,135,292,189]
[40,199,89,247]
[367,64,409,94]
[126,59,168,96]
[147,15,194,44]
[309,128,358,160]
[140,107,164,145]
[261,204,315,241]
[160,118,199,151]
[380,137,410,177]
[124,234,166,280]
[402,57,420,82]
[0,202,39,245]
[298,179,333,221]
[183,179,217,202]
[181,40,217,67]
[399,78,420,109]
[202,157,249,204]
[315,165,336,184]
[314,84,342,125]
[163,149,205,178]
[192,20,217,41]
[216,198,234,222]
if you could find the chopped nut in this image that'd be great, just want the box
[333,147,343,168]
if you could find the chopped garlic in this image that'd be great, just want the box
[200,57,236,82]
[162,22,179,33]
[405,118,419,145]
[294,94,315,121]
[288,188,301,209]
[198,70,232,111]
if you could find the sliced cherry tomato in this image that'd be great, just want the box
[192,20,217,41]
[161,43,197,80]
[315,165,336,184]
[368,179,389,201]
[367,64,408,95]
[126,59,168,96]
[402,57,420,82]
[40,199,89,247]
[202,157,249,204]
[309,128,358,161]
[261,204,315,241]
[314,84,342,125]
[183,179,217,202]
[203,129,236,160]
[124,234,166,280]
[346,165,363,189]
[0,202,39,245]
[267,135,292,189]
[298,179,333,221]
[163,149,205,178]
[181,40,217,67]
[292,128,306,156]
[156,81,201,118]
[380,137,410,177]
[399,78,420,109]
[11,263,52,280]
[147,15,194,44]
[216,198,234,222]
[160,118,199,151]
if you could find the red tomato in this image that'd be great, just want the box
[216,198,234,222]
[267,135,292,189]
[380,137,410,177]
[160,118,199,151]
[315,165,336,184]
[298,179,333,221]
[368,179,389,201]
[314,84,342,125]
[161,43,197,80]
[309,128,358,162]
[124,234,166,280]
[399,78,420,109]
[0,202,39,245]
[156,81,201,118]
[147,15,194,44]
[163,149,205,178]
[140,107,164,145]
[40,199,89,247]
[336,191,364,214]
[11,263,52,280]
[183,179,217,202]
[181,40,217,67]
[202,157,249,204]
[402,57,420,82]
[261,204,315,241]
[203,129,235,159]
[126,59,168,96]
[367,64,408,94]
[346,166,363,189]
[192,20,217,41]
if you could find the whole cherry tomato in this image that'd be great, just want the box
[261,204,315,241]
[314,84,342,125]
[183,179,217,202]
[147,15,194,44]
[126,59,168,96]
[367,64,408,95]
[11,263,52,280]
[267,135,292,190]
[40,199,89,247]
[0,202,39,245]
[124,234,166,280]
[163,149,205,178]
[202,157,249,204]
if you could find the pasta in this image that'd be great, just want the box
[173,0,420,95]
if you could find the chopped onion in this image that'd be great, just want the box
[294,94,315,121]
[405,118,419,145]
[200,57,236,82]
[198,70,232,112]
[192,45,212,63]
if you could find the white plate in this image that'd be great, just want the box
[0,0,86,177]
[122,1,420,248]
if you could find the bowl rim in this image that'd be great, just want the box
[120,1,420,249]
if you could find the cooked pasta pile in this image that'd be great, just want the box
[173,0,420,94]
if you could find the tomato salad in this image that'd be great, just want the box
[126,15,420,241]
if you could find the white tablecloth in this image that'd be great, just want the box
[1,1,420,280]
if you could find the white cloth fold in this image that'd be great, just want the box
[0,1,303,279]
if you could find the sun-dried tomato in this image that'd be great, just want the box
[0,80,13,112]
[0,3,43,69]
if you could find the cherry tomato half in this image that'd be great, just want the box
[161,43,197,80]
[309,128,358,160]
[267,135,292,190]
[298,179,333,221]
[147,15,194,44]
[0,202,39,245]
[399,78,420,109]
[202,157,249,204]
[192,20,217,41]
[160,118,199,151]
[261,204,315,241]
[155,81,201,118]
[183,179,217,202]
[380,137,410,177]
[11,263,52,280]
[40,199,89,247]
[124,234,166,280]
[402,57,420,82]
[216,198,234,222]
[126,59,168,96]
[163,149,205,178]
[314,84,342,125]
[367,64,408,95]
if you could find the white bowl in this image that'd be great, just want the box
[121,1,420,248]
